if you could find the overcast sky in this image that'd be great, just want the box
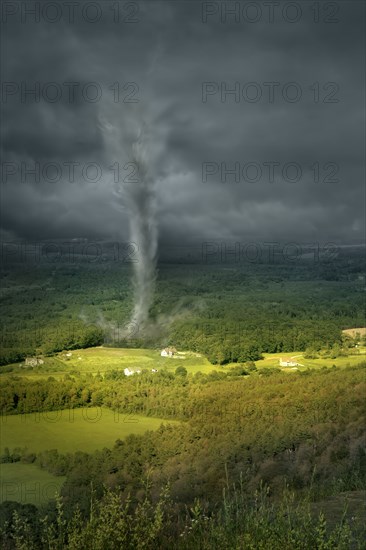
[1,1,365,249]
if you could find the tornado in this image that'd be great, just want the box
[126,124,158,331]
[100,109,159,339]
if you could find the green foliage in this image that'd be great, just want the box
[1,365,365,517]
[175,366,188,377]
[1,482,364,549]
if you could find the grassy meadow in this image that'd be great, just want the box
[254,347,366,371]
[1,346,214,379]
[1,407,179,455]
[0,463,65,506]
[2,344,366,382]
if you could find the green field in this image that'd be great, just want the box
[1,346,216,379]
[59,346,213,374]
[1,407,179,455]
[0,463,65,506]
[255,348,366,371]
[2,345,365,381]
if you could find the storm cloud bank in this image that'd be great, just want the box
[1,1,365,247]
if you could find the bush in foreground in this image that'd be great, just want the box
[2,480,365,550]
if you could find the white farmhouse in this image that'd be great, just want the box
[124,367,141,376]
[279,358,299,367]
[160,347,177,357]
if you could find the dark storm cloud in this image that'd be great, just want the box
[0,0,364,246]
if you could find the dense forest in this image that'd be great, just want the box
[1,244,364,365]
